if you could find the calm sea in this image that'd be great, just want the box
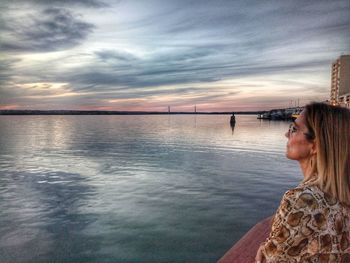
[0,115,301,263]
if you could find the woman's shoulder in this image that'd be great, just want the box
[277,183,320,217]
[282,183,320,206]
[282,182,349,214]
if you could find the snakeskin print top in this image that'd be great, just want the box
[260,182,350,262]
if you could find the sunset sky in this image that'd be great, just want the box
[1,0,349,111]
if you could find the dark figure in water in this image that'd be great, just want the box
[230,113,236,125]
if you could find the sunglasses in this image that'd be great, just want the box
[288,122,315,140]
[288,123,298,134]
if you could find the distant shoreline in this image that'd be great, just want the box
[0,110,263,115]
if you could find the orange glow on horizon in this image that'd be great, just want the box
[0,104,20,110]
[0,101,310,112]
[73,102,280,112]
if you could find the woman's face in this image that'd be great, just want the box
[285,111,316,161]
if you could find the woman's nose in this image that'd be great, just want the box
[285,131,289,138]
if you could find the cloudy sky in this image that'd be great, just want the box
[0,0,349,111]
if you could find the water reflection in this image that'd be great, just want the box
[0,115,300,262]
[230,120,236,135]
[0,170,97,262]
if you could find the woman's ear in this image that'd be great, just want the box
[310,140,317,155]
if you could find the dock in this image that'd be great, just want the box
[257,107,303,121]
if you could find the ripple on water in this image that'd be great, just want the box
[0,115,300,263]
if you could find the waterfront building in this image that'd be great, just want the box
[330,55,350,108]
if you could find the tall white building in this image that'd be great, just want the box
[330,55,350,108]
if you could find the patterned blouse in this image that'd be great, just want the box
[260,182,350,262]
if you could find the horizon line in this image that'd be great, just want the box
[0,109,267,115]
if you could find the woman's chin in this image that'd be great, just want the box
[285,152,295,160]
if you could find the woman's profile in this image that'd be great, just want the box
[255,102,350,262]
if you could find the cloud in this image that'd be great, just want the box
[0,0,108,8]
[0,0,349,110]
[38,0,108,7]
[95,50,138,62]
[0,7,94,52]
[0,57,21,85]
[57,47,330,96]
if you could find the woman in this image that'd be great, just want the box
[255,102,350,262]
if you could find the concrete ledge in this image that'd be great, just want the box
[217,216,272,263]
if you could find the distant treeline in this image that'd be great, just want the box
[0,110,263,115]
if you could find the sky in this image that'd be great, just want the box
[0,0,349,112]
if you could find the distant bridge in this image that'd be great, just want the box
[0,110,265,115]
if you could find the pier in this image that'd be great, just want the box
[257,107,303,121]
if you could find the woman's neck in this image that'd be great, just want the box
[299,158,314,179]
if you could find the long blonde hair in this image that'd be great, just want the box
[304,102,350,206]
